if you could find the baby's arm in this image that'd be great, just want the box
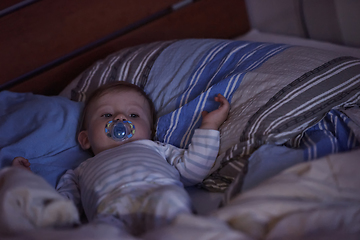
[163,94,230,186]
[200,94,230,130]
[12,157,31,171]
[164,129,220,186]
[56,169,82,213]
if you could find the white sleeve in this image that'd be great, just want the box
[56,169,82,211]
[162,129,220,186]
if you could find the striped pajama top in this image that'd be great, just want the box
[56,129,219,221]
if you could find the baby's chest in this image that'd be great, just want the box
[78,147,178,188]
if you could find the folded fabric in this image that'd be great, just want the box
[0,167,79,233]
[0,91,91,187]
[214,149,360,239]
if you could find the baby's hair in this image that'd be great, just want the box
[78,81,157,138]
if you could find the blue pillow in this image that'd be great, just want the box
[0,91,91,187]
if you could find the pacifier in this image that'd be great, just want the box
[104,120,135,141]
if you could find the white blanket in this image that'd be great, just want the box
[1,149,359,239]
[214,148,360,239]
[0,167,79,233]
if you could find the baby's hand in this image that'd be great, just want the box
[200,94,230,130]
[12,156,31,171]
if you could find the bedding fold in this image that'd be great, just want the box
[0,91,91,187]
[0,167,79,233]
[213,149,360,239]
[203,54,360,192]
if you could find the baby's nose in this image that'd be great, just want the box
[114,113,127,121]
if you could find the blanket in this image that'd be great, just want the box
[208,55,360,192]
[144,149,360,240]
[242,107,360,191]
[0,167,79,233]
[0,91,91,187]
[214,149,360,240]
[1,149,359,239]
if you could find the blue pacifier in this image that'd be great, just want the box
[105,120,135,141]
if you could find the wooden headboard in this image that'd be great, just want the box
[0,0,249,95]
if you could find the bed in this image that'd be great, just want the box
[1,0,360,239]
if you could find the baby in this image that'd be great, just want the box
[12,81,230,236]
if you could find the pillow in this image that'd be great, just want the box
[68,39,360,192]
[70,40,176,102]
[0,91,91,187]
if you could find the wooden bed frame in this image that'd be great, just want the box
[0,0,249,95]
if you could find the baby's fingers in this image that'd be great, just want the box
[215,94,227,103]
[13,156,30,166]
[215,94,230,110]
[22,160,31,167]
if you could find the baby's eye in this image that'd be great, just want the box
[130,113,139,118]
[102,113,112,118]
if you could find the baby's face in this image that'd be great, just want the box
[80,90,153,155]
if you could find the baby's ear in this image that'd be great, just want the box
[78,130,91,150]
